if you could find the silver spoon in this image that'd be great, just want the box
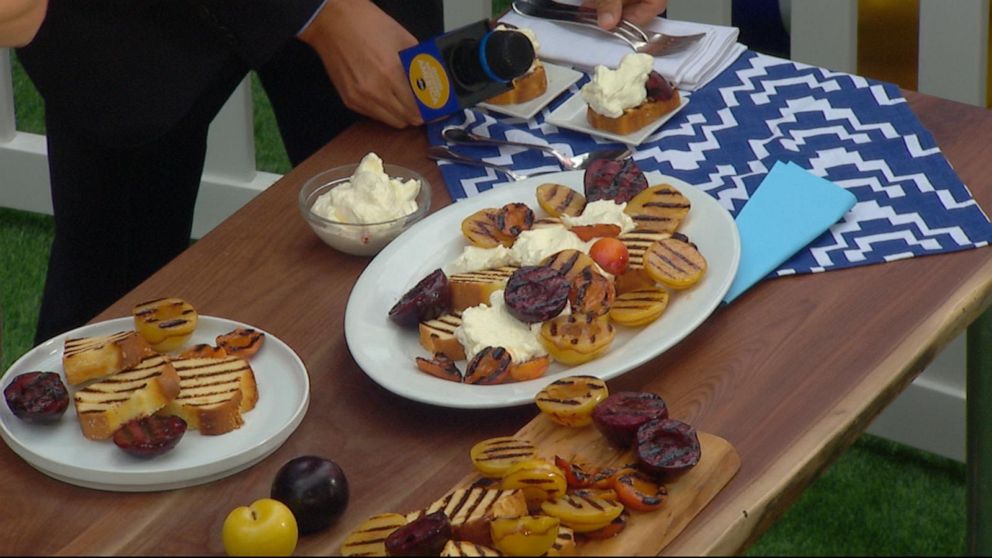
[442,127,630,171]
[427,146,545,181]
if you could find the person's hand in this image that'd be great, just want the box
[299,0,422,129]
[585,0,669,30]
[0,0,48,47]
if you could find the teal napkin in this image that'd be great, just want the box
[724,161,858,303]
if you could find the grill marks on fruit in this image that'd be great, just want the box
[643,236,707,289]
[543,249,598,281]
[536,182,586,217]
[568,268,615,317]
[388,268,451,327]
[634,418,702,476]
[565,493,606,511]
[536,376,608,407]
[583,158,648,204]
[112,414,188,457]
[473,437,537,465]
[625,184,691,233]
[463,209,506,248]
[470,437,538,476]
[461,203,535,248]
[609,288,670,327]
[504,266,570,323]
[495,202,534,237]
[216,327,265,357]
[464,346,512,385]
[134,299,194,327]
[340,513,407,557]
[415,353,464,383]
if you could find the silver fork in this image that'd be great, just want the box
[512,0,705,57]
[441,127,631,171]
[427,146,553,181]
[521,0,654,43]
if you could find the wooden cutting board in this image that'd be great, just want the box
[451,414,741,556]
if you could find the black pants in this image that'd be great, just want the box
[34,3,444,344]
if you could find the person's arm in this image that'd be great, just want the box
[0,0,47,47]
[588,0,669,29]
[192,0,324,67]
[298,0,423,129]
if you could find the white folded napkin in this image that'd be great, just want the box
[499,10,746,91]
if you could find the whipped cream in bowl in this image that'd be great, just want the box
[299,152,432,256]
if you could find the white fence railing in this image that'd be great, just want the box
[0,0,986,461]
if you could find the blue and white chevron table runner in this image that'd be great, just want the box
[426,51,992,279]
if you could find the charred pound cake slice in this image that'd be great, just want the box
[159,356,259,435]
[449,266,518,312]
[419,311,465,360]
[406,488,528,546]
[73,355,180,440]
[62,331,156,386]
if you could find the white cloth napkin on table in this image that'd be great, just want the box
[499,10,746,91]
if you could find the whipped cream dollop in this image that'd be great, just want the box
[444,245,514,275]
[311,152,420,224]
[560,200,636,234]
[510,225,593,266]
[580,52,654,118]
[454,290,547,363]
[445,200,635,274]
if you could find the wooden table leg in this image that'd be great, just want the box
[968,306,992,554]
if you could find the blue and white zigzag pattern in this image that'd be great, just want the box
[427,51,992,277]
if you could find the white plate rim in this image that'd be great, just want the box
[478,61,583,120]
[545,92,689,146]
[0,316,311,492]
[345,170,740,409]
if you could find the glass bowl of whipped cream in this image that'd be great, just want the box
[299,153,432,256]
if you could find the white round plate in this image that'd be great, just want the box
[345,170,740,409]
[0,316,310,492]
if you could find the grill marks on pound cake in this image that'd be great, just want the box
[406,488,527,545]
[161,356,258,435]
[620,230,672,269]
[73,355,180,440]
[62,330,155,386]
[449,266,518,312]
[419,311,466,360]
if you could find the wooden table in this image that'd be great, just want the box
[1,90,990,556]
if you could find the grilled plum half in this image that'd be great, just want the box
[591,391,669,448]
[635,418,701,478]
[504,265,570,324]
[583,158,648,204]
[388,268,451,327]
[645,71,675,102]
[4,371,69,422]
[384,511,452,556]
[112,415,188,458]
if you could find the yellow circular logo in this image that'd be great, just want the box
[408,53,450,109]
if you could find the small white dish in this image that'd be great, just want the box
[478,61,583,120]
[0,316,310,492]
[545,92,690,146]
[344,170,740,410]
[300,164,431,257]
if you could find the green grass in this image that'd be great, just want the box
[0,17,968,555]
